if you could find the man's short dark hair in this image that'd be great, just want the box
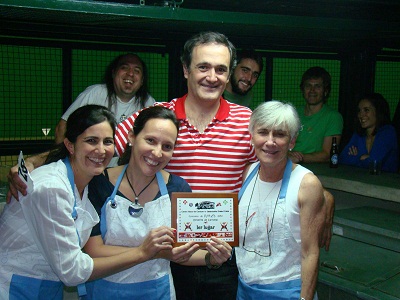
[236,49,263,74]
[181,31,236,75]
[300,66,331,100]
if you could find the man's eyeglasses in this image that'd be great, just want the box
[242,179,280,257]
[242,215,274,257]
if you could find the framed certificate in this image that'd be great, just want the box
[171,192,239,247]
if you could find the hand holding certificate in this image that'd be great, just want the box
[171,192,239,247]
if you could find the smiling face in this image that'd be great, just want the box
[358,99,377,132]
[251,125,295,168]
[66,121,115,184]
[183,43,231,104]
[113,55,144,102]
[230,58,260,96]
[302,77,326,106]
[129,118,178,178]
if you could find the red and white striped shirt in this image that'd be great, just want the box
[115,95,257,193]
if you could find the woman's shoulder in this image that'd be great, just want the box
[295,168,323,198]
[25,161,71,201]
[290,164,322,191]
[88,172,115,208]
[89,170,115,193]
[168,172,189,185]
[292,163,313,177]
[31,160,67,183]
[378,124,396,134]
[242,162,260,180]
[166,172,192,192]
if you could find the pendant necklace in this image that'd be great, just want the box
[126,173,156,217]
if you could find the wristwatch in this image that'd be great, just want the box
[205,252,221,269]
[299,297,306,300]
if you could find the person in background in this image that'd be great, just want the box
[55,53,155,143]
[0,105,174,299]
[289,66,343,164]
[339,93,398,172]
[236,101,325,299]
[223,49,263,108]
[84,106,232,299]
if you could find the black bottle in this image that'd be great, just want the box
[330,136,338,168]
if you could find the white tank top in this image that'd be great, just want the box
[236,163,311,285]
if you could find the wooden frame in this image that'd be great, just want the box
[171,192,239,247]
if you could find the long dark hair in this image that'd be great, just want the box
[45,105,117,164]
[355,92,391,136]
[104,53,150,109]
[118,106,179,165]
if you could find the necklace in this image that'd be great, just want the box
[258,173,279,203]
[125,173,156,217]
[244,168,282,235]
[256,170,279,228]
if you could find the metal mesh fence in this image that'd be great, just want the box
[272,57,341,111]
[375,61,400,120]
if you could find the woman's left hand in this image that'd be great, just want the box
[157,241,200,263]
[348,145,358,156]
[205,237,232,265]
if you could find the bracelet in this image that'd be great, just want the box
[299,297,306,300]
[205,252,221,270]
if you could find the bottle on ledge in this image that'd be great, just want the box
[330,136,338,168]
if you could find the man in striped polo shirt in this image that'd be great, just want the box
[115,31,257,300]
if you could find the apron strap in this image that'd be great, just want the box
[100,165,128,240]
[100,166,166,239]
[156,171,168,196]
[109,165,129,206]
[238,162,260,201]
[279,159,292,199]
[62,158,81,246]
[238,160,293,201]
[62,157,87,297]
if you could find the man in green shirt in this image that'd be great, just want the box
[223,49,263,108]
[290,66,343,163]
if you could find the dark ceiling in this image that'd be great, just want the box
[129,0,400,22]
[1,0,400,52]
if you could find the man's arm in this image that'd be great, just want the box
[290,134,341,164]
[321,189,334,251]
[55,119,67,144]
[6,151,49,201]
